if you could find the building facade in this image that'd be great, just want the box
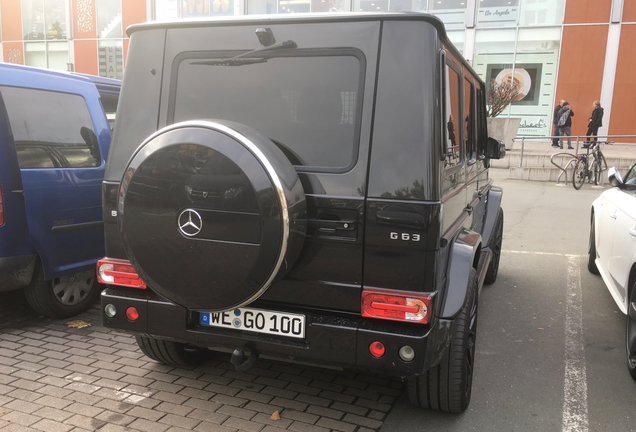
[1,0,634,140]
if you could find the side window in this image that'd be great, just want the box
[463,77,476,162]
[623,166,636,190]
[1,86,100,169]
[444,64,462,168]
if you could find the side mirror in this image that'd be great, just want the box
[608,167,623,187]
[486,137,506,160]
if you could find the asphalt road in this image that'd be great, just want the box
[381,171,636,431]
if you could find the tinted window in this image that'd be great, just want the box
[170,51,363,171]
[463,77,475,161]
[444,64,462,168]
[1,86,100,169]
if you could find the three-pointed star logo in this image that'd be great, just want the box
[178,209,202,237]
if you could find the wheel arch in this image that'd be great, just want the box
[439,229,481,319]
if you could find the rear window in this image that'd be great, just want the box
[168,49,364,172]
[1,86,100,169]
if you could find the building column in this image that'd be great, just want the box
[599,0,623,137]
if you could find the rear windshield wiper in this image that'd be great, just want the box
[190,40,297,66]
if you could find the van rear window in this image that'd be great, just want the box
[169,50,364,172]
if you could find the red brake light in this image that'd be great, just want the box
[0,181,4,226]
[361,288,431,324]
[97,258,147,288]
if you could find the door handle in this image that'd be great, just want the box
[610,213,617,220]
[629,228,636,238]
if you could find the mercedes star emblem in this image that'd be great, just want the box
[178,209,203,237]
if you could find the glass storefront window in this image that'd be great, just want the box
[182,0,234,16]
[247,0,276,13]
[45,0,66,39]
[476,0,519,28]
[99,40,124,79]
[47,41,69,70]
[23,0,67,40]
[519,0,565,26]
[25,42,46,67]
[279,0,310,13]
[23,0,45,40]
[97,0,122,39]
[354,0,388,12]
[311,0,346,12]
[512,27,560,136]
[472,29,516,116]
[429,0,467,30]
[447,29,465,54]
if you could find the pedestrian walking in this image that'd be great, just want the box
[586,100,604,144]
[557,102,574,149]
[552,99,564,147]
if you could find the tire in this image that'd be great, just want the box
[135,336,206,367]
[589,159,601,185]
[408,269,478,413]
[627,282,636,381]
[484,208,504,284]
[120,120,307,311]
[573,158,587,190]
[587,216,599,274]
[24,261,101,318]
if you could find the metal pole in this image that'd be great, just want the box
[520,137,525,168]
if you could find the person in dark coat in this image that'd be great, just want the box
[552,99,564,147]
[558,102,574,149]
[586,100,604,144]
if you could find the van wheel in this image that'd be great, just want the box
[25,262,100,318]
[485,208,504,284]
[627,281,636,381]
[135,336,206,367]
[408,269,478,413]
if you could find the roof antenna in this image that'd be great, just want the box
[255,28,276,47]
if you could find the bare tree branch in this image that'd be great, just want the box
[487,79,523,118]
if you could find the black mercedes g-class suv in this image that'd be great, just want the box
[99,13,505,413]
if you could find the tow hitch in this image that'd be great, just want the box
[231,347,259,372]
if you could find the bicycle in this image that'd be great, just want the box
[572,141,612,190]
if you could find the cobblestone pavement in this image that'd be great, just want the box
[0,290,404,432]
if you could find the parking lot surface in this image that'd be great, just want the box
[0,290,402,432]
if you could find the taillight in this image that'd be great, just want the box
[97,258,146,288]
[0,181,4,226]
[361,288,431,324]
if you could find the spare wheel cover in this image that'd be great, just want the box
[119,120,306,311]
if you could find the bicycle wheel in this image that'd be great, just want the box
[573,158,587,190]
[589,159,600,185]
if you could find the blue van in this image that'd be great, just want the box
[0,63,120,318]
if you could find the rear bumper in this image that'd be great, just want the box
[0,255,36,292]
[101,287,452,376]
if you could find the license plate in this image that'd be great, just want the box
[200,307,305,339]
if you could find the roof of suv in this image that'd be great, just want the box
[127,12,449,40]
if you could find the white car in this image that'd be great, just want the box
[589,165,636,380]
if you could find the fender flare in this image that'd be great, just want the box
[480,186,503,252]
[439,228,481,319]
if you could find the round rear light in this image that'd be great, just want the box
[369,341,386,358]
[126,307,139,321]
[104,304,117,318]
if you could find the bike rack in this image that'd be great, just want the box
[550,152,578,186]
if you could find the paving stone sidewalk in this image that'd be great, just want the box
[0,290,404,432]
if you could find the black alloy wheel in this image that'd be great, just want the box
[408,268,478,413]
